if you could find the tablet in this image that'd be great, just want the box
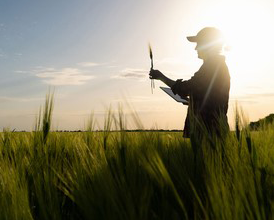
[160,87,189,105]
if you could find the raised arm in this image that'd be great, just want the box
[149,69,176,88]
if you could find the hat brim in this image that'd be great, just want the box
[187,36,198,42]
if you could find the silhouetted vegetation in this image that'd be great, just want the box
[250,113,274,130]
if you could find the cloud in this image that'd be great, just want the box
[230,92,274,105]
[155,57,183,65]
[14,70,28,74]
[77,62,101,67]
[113,96,165,103]
[229,99,257,105]
[245,86,262,90]
[113,68,148,80]
[0,52,7,58]
[251,93,274,98]
[233,93,274,100]
[0,96,43,102]
[35,67,94,85]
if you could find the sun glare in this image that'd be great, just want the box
[207,1,274,92]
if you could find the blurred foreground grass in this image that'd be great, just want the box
[1,94,274,220]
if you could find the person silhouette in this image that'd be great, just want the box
[149,27,230,138]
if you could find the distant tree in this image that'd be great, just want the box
[250,113,274,130]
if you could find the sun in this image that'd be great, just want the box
[207,0,274,92]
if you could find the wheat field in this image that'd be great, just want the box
[1,94,274,220]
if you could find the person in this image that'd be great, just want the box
[149,27,230,138]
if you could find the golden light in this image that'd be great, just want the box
[211,1,274,91]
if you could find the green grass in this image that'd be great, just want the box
[1,94,274,219]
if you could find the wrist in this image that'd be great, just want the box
[159,73,165,80]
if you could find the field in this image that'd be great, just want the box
[1,95,274,220]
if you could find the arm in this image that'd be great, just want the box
[149,69,176,87]
[160,74,176,87]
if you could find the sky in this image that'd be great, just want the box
[1,0,274,131]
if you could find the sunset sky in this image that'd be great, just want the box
[1,0,274,131]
